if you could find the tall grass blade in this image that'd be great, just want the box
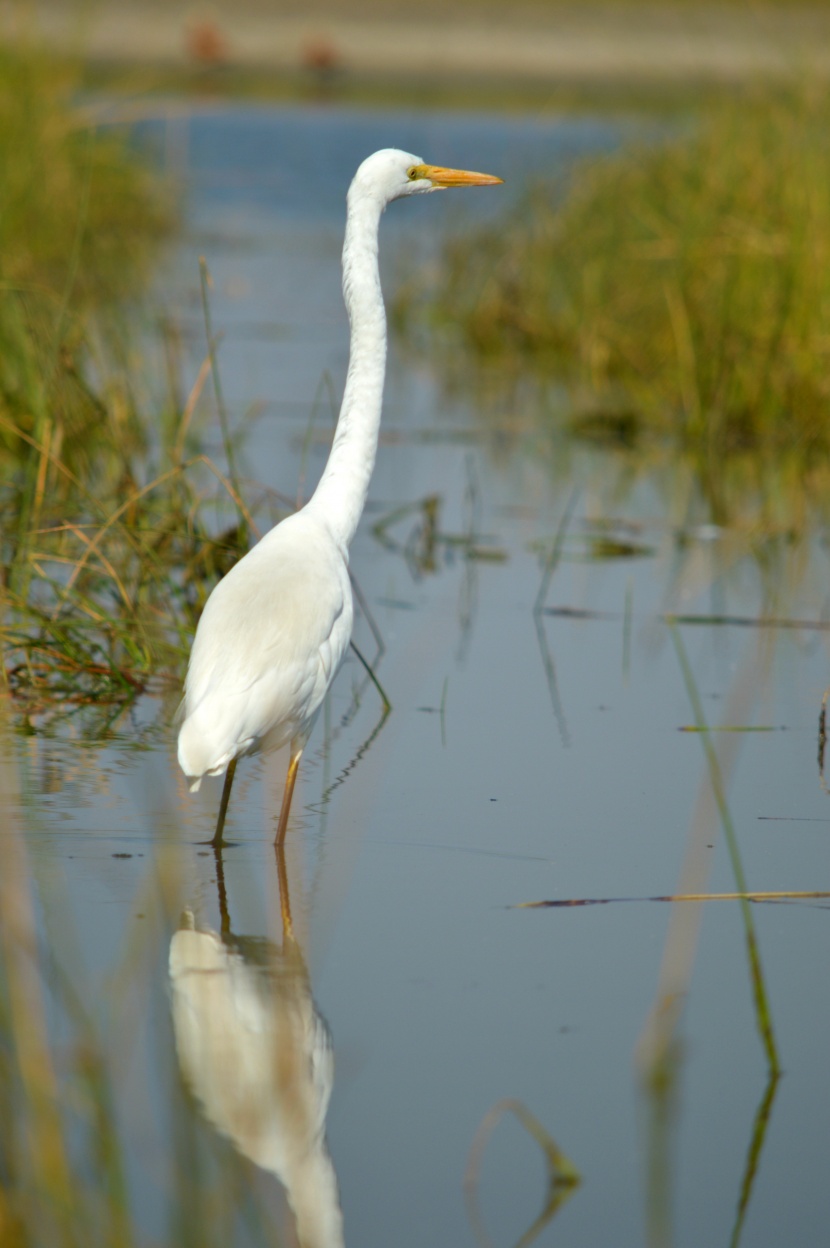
[670,624,779,1074]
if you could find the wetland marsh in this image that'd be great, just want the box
[1,82,829,1248]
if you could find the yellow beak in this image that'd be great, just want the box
[411,163,504,187]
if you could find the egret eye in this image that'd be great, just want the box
[407,166,419,181]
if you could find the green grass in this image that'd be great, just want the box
[0,43,262,726]
[0,43,167,436]
[398,88,830,524]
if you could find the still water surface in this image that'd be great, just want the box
[11,104,830,1245]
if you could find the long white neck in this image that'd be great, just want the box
[305,185,387,552]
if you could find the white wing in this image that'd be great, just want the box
[178,512,353,782]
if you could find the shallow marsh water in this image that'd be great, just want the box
[6,104,830,1246]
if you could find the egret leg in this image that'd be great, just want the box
[212,757,237,849]
[274,744,303,848]
[213,842,231,938]
[275,842,294,940]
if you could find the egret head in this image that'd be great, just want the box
[351,148,503,208]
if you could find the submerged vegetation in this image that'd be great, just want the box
[399,89,830,521]
[0,44,256,725]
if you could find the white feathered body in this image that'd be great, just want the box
[176,149,500,800]
[177,511,352,789]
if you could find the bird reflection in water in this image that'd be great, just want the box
[169,844,343,1247]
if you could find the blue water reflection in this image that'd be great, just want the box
[149,104,623,219]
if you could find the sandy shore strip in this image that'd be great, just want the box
[24,3,830,82]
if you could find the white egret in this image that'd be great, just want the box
[177,149,503,845]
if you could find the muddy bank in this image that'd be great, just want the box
[29,2,830,83]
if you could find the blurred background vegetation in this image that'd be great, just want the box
[0,39,261,724]
[397,85,830,530]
